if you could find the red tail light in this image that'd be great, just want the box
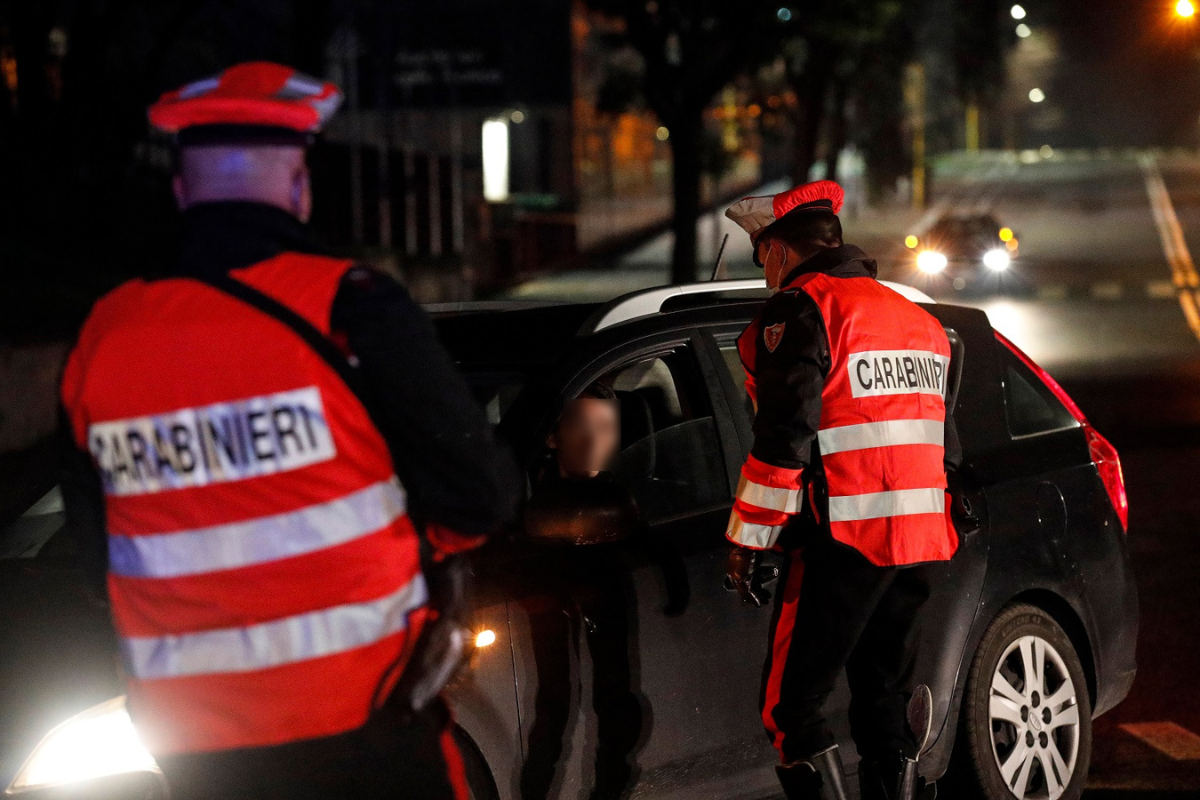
[1085,426,1129,531]
[996,332,1128,532]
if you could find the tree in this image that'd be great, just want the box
[778,0,904,183]
[582,0,788,284]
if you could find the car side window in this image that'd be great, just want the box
[999,348,1079,438]
[606,349,729,522]
[717,342,756,428]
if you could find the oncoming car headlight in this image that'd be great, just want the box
[983,248,1011,272]
[916,250,948,274]
[6,696,160,795]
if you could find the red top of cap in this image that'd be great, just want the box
[772,180,845,218]
[149,62,342,135]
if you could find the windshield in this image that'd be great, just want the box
[930,217,999,240]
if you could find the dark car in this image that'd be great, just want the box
[2,280,1136,800]
[907,213,1020,292]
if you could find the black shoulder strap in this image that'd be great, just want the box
[193,273,369,400]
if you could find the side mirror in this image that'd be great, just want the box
[523,478,640,546]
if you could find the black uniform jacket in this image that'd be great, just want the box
[746,245,962,531]
[60,201,521,589]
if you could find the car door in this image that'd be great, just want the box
[505,327,782,800]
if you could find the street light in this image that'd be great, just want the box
[1011,4,1027,20]
[1029,87,1046,103]
[1178,0,1196,18]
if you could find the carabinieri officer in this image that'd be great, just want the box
[722,180,961,800]
[59,62,518,800]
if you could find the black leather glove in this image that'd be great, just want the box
[393,555,471,713]
[724,547,779,607]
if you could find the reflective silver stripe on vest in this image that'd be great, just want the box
[108,478,407,579]
[818,419,944,455]
[726,514,784,550]
[121,573,428,680]
[827,488,945,523]
[736,476,803,514]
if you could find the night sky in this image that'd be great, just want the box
[1048,0,1200,147]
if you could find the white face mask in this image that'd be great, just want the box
[763,241,787,290]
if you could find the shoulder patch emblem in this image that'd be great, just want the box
[763,322,786,353]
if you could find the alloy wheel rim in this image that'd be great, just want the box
[988,634,1081,800]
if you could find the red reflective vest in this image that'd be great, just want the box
[60,253,428,755]
[728,272,958,566]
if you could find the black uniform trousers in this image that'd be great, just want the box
[760,539,934,764]
[155,697,467,800]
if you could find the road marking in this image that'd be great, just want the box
[1138,152,1200,342]
[1091,282,1124,300]
[1119,721,1200,760]
[1037,284,1069,301]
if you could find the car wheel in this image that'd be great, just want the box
[452,726,500,800]
[960,603,1092,800]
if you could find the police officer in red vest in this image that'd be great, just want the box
[59,62,518,799]
[722,181,961,800]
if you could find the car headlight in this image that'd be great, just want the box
[6,696,160,795]
[916,250,948,274]
[983,248,1011,271]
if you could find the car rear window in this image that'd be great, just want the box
[999,347,1079,438]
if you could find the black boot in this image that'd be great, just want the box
[858,752,927,800]
[775,745,850,800]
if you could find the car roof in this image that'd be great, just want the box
[433,302,601,368]
[429,280,938,368]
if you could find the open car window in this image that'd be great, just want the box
[605,348,729,523]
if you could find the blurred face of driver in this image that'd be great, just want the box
[549,398,619,478]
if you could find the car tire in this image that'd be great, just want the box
[452,726,500,800]
[957,603,1092,800]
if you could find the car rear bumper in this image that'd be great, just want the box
[1087,523,1140,718]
